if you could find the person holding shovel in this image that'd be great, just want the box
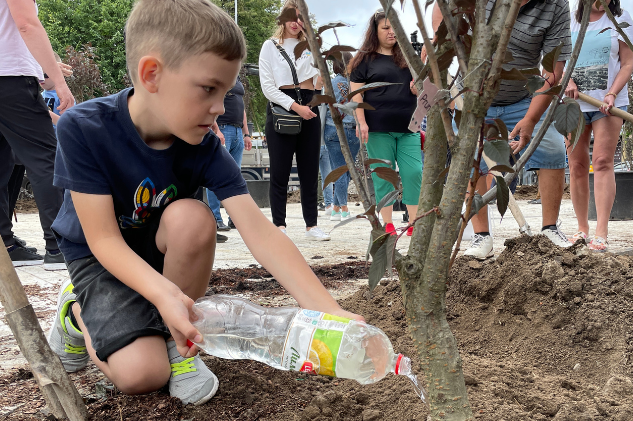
[565,0,633,252]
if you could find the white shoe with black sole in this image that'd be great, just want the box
[463,234,494,260]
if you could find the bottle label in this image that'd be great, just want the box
[281,310,351,377]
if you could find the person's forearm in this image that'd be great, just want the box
[607,65,633,97]
[15,21,65,87]
[89,235,180,306]
[525,64,564,122]
[242,111,249,135]
[352,94,366,125]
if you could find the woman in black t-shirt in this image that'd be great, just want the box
[349,9,421,237]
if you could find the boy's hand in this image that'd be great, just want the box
[58,62,73,77]
[56,83,75,114]
[156,290,203,358]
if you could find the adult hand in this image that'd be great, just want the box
[156,290,202,358]
[356,123,369,143]
[410,80,418,96]
[565,78,578,99]
[217,130,226,146]
[55,83,75,114]
[509,117,536,154]
[58,62,73,77]
[243,136,252,151]
[600,94,616,116]
[292,103,317,120]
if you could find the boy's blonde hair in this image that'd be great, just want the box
[125,0,247,84]
[272,1,306,44]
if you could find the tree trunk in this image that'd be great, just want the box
[0,246,88,420]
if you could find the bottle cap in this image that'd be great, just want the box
[394,353,404,375]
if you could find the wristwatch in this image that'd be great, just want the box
[243,134,251,138]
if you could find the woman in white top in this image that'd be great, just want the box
[565,0,633,252]
[259,1,328,240]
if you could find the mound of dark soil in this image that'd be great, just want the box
[2,239,633,420]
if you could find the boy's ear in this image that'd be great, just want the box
[136,55,163,94]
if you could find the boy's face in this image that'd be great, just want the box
[150,52,241,145]
[40,74,55,91]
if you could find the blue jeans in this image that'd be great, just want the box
[480,98,566,173]
[319,144,333,207]
[323,124,360,207]
[206,125,244,222]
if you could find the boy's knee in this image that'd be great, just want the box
[162,199,217,245]
[112,366,170,395]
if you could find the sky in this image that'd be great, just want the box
[306,0,633,53]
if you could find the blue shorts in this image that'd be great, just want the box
[582,105,628,125]
[480,98,566,173]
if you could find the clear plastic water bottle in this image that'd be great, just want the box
[191,295,422,393]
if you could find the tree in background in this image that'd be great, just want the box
[38,0,282,128]
[38,0,133,91]
[63,44,110,103]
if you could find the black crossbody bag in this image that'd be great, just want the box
[270,39,303,135]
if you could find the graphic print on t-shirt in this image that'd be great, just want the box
[571,29,611,91]
[119,177,177,229]
[44,96,56,112]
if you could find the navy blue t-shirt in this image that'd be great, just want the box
[52,88,248,262]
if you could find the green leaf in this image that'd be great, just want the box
[323,165,349,188]
[618,21,631,29]
[554,101,582,137]
[377,190,401,212]
[373,167,400,190]
[366,229,385,261]
[330,215,366,232]
[436,165,451,181]
[317,21,350,34]
[564,98,586,152]
[364,158,392,167]
[472,193,484,215]
[519,68,541,77]
[368,242,388,291]
[347,82,402,100]
[525,76,546,94]
[483,140,512,166]
[541,41,563,73]
[294,40,310,60]
[307,94,336,107]
[534,85,562,96]
[495,176,509,217]
[489,164,515,173]
[500,68,527,81]
[494,119,509,141]
[437,48,456,72]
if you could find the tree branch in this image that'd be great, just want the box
[435,0,468,75]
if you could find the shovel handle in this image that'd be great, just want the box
[577,92,633,124]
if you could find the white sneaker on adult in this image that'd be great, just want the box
[305,227,331,241]
[463,234,494,260]
[321,205,333,216]
[542,223,573,248]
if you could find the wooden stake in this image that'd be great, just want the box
[0,246,88,420]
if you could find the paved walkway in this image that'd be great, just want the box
[1,200,632,373]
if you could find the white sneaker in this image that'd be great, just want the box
[330,210,341,221]
[305,227,331,241]
[463,234,494,260]
[321,205,333,216]
[542,223,572,248]
[168,341,219,405]
[340,211,353,221]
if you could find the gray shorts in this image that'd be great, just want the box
[68,215,171,362]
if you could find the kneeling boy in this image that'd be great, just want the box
[47,0,362,405]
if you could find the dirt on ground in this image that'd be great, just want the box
[514,184,571,200]
[2,237,633,420]
[13,198,39,214]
